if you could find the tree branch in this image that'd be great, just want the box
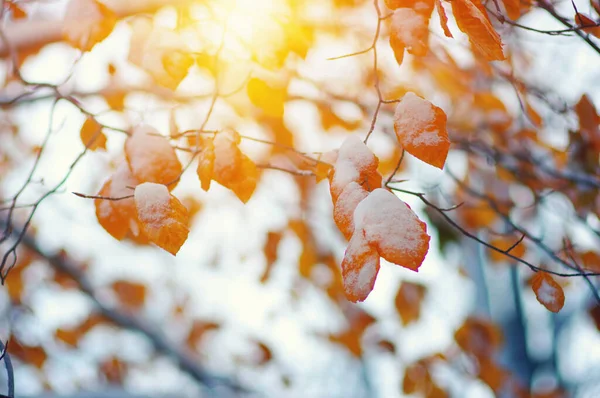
[3,221,248,394]
[0,0,198,58]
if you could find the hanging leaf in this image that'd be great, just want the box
[329,135,382,203]
[390,9,430,59]
[394,92,450,169]
[95,162,140,241]
[353,189,430,271]
[111,280,147,309]
[395,281,427,325]
[341,233,381,302]
[435,0,454,37]
[79,117,107,151]
[502,0,522,20]
[134,183,190,255]
[247,78,287,118]
[63,0,117,52]
[452,0,505,61]
[260,231,283,283]
[201,130,259,203]
[576,13,600,38]
[455,317,503,359]
[125,125,182,189]
[333,182,369,240]
[531,272,565,313]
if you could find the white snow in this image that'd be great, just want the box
[394,92,444,147]
[536,278,558,306]
[353,188,429,269]
[391,9,427,53]
[134,182,170,226]
[126,125,180,184]
[342,234,380,302]
[331,136,378,200]
[333,182,369,238]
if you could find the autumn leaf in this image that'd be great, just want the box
[341,233,381,302]
[196,136,215,191]
[111,280,146,309]
[435,0,453,38]
[125,125,182,189]
[353,189,430,271]
[340,189,430,302]
[455,317,503,359]
[502,0,522,20]
[202,130,259,203]
[247,78,287,118]
[80,117,106,151]
[329,135,382,203]
[63,0,117,52]
[394,92,450,169]
[333,182,369,240]
[452,0,505,61]
[134,183,190,255]
[260,231,283,283]
[576,13,600,38]
[95,162,140,240]
[395,281,427,325]
[389,9,430,59]
[531,272,565,313]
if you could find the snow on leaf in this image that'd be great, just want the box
[531,272,565,313]
[63,0,117,52]
[452,0,505,61]
[390,9,429,58]
[329,135,381,203]
[341,233,381,303]
[210,130,258,203]
[334,182,369,240]
[353,189,430,271]
[80,117,106,151]
[393,92,450,169]
[134,183,189,255]
[125,125,182,189]
[95,162,140,240]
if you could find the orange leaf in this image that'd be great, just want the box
[260,231,283,283]
[134,183,190,255]
[502,0,521,20]
[390,9,430,57]
[341,234,381,302]
[211,130,259,203]
[576,13,600,38]
[435,0,454,37]
[455,317,503,359]
[196,136,215,191]
[329,135,382,203]
[394,92,450,169]
[95,163,139,240]
[111,280,146,309]
[452,0,505,61]
[63,0,117,52]
[354,189,430,271]
[186,321,220,349]
[8,3,27,19]
[333,182,369,240]
[9,338,47,369]
[531,272,565,313]
[125,125,182,189]
[395,282,427,325]
[79,117,106,151]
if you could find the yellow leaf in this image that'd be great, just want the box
[63,0,117,52]
[80,117,106,151]
[247,78,286,118]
